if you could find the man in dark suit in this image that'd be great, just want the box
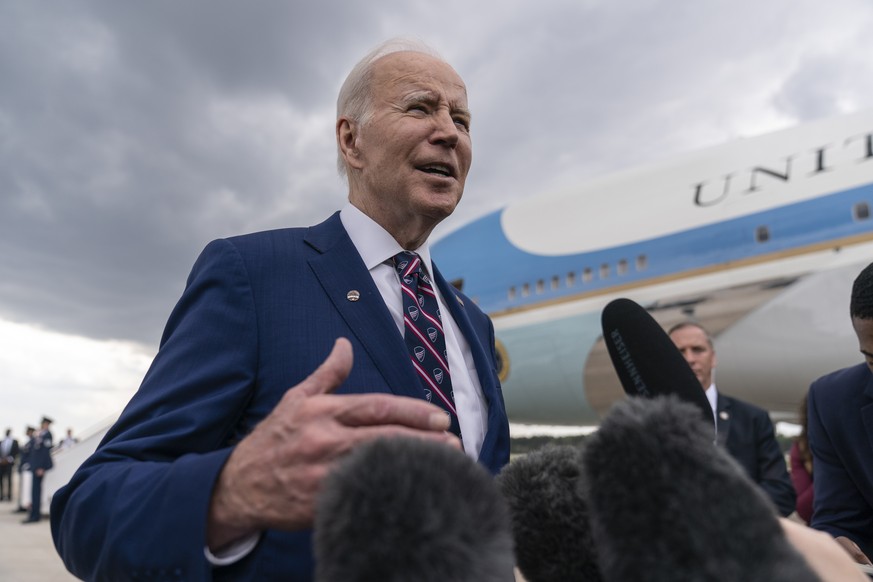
[669,322,796,517]
[50,38,510,581]
[23,416,53,523]
[808,261,873,566]
[0,428,19,501]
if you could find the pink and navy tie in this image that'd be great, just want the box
[393,251,461,438]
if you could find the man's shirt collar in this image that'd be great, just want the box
[340,203,435,274]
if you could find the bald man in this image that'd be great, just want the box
[669,322,795,517]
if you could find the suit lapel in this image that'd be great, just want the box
[432,266,494,400]
[432,264,507,465]
[304,213,423,400]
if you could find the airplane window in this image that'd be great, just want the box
[617,259,628,275]
[508,286,516,301]
[600,264,609,279]
[536,279,545,294]
[522,283,530,297]
[636,255,647,271]
[551,276,560,290]
[583,267,593,283]
[756,226,770,243]
[567,272,576,287]
[854,202,870,221]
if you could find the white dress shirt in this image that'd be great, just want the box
[340,203,488,459]
[705,383,718,431]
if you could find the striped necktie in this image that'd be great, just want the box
[393,251,461,438]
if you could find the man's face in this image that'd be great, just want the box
[342,51,472,245]
[670,325,717,389]
[852,316,873,373]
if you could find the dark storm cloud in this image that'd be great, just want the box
[0,0,400,343]
[0,0,871,348]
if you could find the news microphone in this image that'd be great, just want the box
[581,396,819,582]
[497,444,602,582]
[601,297,713,429]
[314,437,514,582]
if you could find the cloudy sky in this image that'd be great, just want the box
[2,0,872,437]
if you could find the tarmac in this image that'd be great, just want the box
[0,500,78,581]
[0,483,527,582]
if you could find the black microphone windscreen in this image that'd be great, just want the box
[582,396,819,582]
[601,298,713,428]
[497,444,602,582]
[314,437,514,582]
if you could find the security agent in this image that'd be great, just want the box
[669,322,796,516]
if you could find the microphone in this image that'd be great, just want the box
[601,297,713,429]
[314,437,515,582]
[581,396,819,582]
[497,444,603,582]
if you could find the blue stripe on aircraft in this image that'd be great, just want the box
[434,183,873,314]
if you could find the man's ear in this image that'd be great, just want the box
[337,118,364,170]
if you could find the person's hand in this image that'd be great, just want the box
[834,535,873,565]
[206,337,460,551]
[780,519,869,581]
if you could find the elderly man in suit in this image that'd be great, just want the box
[808,261,873,565]
[669,322,796,517]
[50,38,510,581]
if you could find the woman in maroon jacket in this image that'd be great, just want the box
[790,394,814,524]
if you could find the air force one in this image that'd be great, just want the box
[433,109,873,426]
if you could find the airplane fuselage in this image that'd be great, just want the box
[434,110,873,425]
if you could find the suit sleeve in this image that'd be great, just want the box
[50,239,259,582]
[752,410,796,517]
[808,378,873,548]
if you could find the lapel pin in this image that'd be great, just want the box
[719,411,729,420]
[346,290,361,302]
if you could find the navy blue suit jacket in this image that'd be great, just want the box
[30,430,53,472]
[716,393,795,517]
[51,213,510,581]
[808,362,873,558]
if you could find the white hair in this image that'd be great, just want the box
[335,38,445,178]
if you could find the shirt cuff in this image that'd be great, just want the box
[203,532,262,566]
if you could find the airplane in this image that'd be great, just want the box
[433,108,873,426]
[42,109,873,510]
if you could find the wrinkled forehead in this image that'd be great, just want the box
[371,51,468,104]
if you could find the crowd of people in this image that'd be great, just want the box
[1,418,77,524]
[39,36,873,581]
